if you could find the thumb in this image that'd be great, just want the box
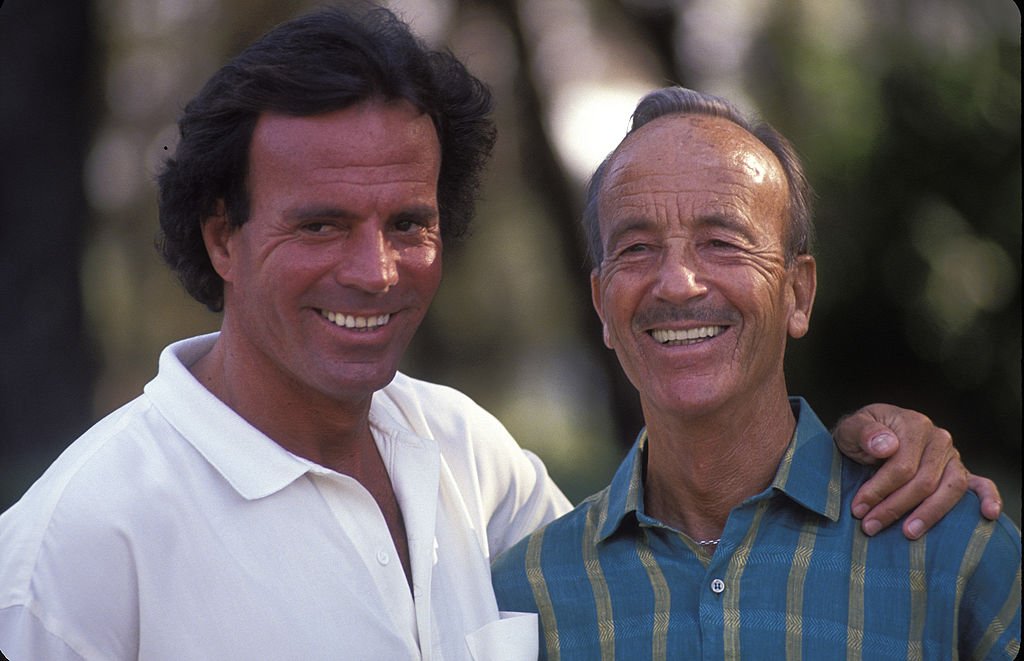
[833,405,902,464]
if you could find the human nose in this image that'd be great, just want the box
[335,225,399,294]
[651,244,707,302]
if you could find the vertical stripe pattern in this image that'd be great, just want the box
[583,496,615,661]
[846,528,869,661]
[636,533,671,661]
[952,519,995,654]
[907,538,927,661]
[972,566,1021,659]
[785,519,819,660]
[490,398,1021,661]
[723,500,770,657]
[525,528,561,660]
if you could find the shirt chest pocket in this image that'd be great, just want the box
[464,611,539,661]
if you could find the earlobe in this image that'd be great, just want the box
[787,255,817,339]
[590,269,613,349]
[201,201,234,281]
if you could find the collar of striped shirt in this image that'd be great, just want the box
[594,396,843,545]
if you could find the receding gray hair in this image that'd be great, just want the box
[582,87,814,269]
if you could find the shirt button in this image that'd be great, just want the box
[711,578,726,594]
[376,549,390,566]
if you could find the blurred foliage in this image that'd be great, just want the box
[1,0,1019,522]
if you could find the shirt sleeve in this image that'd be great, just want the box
[490,535,539,613]
[0,467,142,661]
[958,515,1021,660]
[0,605,89,661]
[377,373,573,558]
[484,446,572,557]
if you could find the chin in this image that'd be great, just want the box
[311,366,400,402]
[644,381,733,417]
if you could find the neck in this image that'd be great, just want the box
[189,334,376,475]
[642,388,796,544]
[191,331,413,588]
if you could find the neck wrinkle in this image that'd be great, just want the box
[641,391,795,543]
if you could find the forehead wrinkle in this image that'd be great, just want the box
[597,114,790,250]
[603,171,756,222]
[309,163,436,185]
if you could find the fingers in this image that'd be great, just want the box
[846,404,953,526]
[897,454,970,539]
[854,441,961,539]
[967,472,1003,520]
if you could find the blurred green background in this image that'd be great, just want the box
[1,0,1019,524]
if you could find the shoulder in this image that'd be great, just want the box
[3,395,161,530]
[492,490,605,583]
[860,488,1022,584]
[0,395,169,635]
[491,490,611,619]
[934,493,1021,570]
[377,371,509,439]
[375,371,533,476]
[1,393,181,539]
[927,496,1021,658]
[379,372,571,553]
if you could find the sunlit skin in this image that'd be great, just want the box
[195,101,443,450]
[191,101,443,585]
[590,114,816,540]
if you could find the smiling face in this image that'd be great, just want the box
[591,114,816,421]
[203,101,443,407]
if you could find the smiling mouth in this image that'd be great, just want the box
[650,325,724,345]
[320,309,391,331]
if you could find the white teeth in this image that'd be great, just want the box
[322,310,391,330]
[651,326,722,344]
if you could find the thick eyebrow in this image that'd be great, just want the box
[285,205,358,223]
[392,205,439,225]
[284,204,439,224]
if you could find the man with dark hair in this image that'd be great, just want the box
[492,87,1021,660]
[0,8,1004,660]
[0,8,566,659]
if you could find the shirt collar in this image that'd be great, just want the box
[144,333,312,500]
[597,429,648,542]
[771,397,843,522]
[595,396,841,544]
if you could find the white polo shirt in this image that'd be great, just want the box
[0,333,571,660]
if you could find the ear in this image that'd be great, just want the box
[787,255,816,339]
[590,268,613,349]
[200,200,235,282]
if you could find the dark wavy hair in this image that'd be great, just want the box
[157,5,496,311]
[582,87,814,270]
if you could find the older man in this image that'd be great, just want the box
[0,7,1004,661]
[492,87,1021,660]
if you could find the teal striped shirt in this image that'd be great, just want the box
[492,398,1021,660]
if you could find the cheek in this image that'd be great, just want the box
[402,245,444,292]
[598,283,638,346]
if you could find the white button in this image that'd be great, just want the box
[711,578,725,594]
[376,549,390,565]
